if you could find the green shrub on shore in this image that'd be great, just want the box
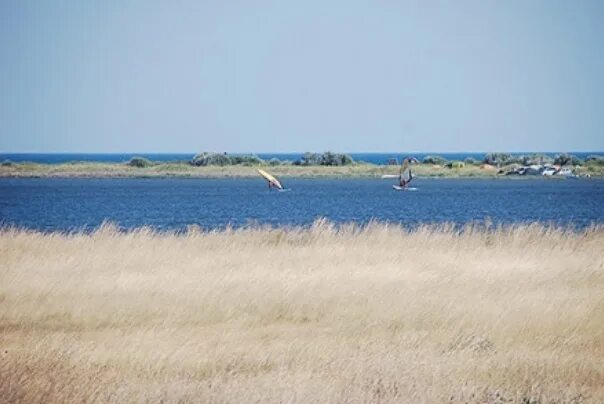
[229,155,264,166]
[422,155,447,165]
[294,152,354,166]
[483,153,513,166]
[1,159,13,166]
[190,153,270,167]
[464,157,478,165]
[554,153,583,166]
[190,152,232,166]
[585,155,604,166]
[519,154,553,165]
[127,157,152,168]
[321,151,354,166]
[446,161,465,169]
[297,152,320,166]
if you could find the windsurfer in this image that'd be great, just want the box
[398,157,418,188]
[258,169,285,191]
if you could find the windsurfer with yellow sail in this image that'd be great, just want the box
[257,168,285,190]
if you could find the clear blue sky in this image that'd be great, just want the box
[1,0,603,153]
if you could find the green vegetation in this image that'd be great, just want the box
[586,155,604,166]
[481,152,591,167]
[127,156,153,168]
[293,151,354,166]
[446,161,465,169]
[1,153,602,178]
[191,152,271,166]
[422,155,447,165]
[191,152,232,166]
[482,152,514,166]
[188,151,354,167]
[520,154,553,165]
[554,153,582,166]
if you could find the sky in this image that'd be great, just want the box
[1,0,603,153]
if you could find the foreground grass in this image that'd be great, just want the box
[1,221,603,403]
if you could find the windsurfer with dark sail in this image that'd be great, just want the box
[394,157,419,190]
[399,171,412,188]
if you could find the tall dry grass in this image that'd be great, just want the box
[1,220,603,403]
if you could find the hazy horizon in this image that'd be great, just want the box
[0,150,604,156]
[2,1,603,153]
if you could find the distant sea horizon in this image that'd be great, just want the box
[1,152,602,165]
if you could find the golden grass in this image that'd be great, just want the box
[1,220,603,403]
[0,161,463,178]
[2,161,603,179]
[0,162,534,179]
[2,162,603,179]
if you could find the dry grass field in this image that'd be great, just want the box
[2,161,603,179]
[1,220,603,403]
[0,161,489,178]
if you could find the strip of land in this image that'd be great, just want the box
[1,221,603,402]
[1,161,603,178]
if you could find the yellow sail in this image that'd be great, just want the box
[257,169,284,190]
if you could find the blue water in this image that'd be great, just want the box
[1,152,602,165]
[1,178,602,232]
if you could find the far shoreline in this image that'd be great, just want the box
[1,161,602,179]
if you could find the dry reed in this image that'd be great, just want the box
[1,220,603,403]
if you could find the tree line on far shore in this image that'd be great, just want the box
[0,152,601,170]
[48,152,572,169]
[1,152,602,168]
[127,152,356,168]
[124,152,604,168]
[422,153,604,167]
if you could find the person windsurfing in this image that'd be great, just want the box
[268,180,280,190]
[398,157,419,188]
[257,169,285,190]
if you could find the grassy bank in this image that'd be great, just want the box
[1,221,603,402]
[0,161,387,178]
[2,160,604,179]
[2,161,603,178]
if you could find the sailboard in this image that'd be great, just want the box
[257,169,285,190]
[393,185,418,191]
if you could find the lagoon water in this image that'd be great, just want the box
[1,178,603,231]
